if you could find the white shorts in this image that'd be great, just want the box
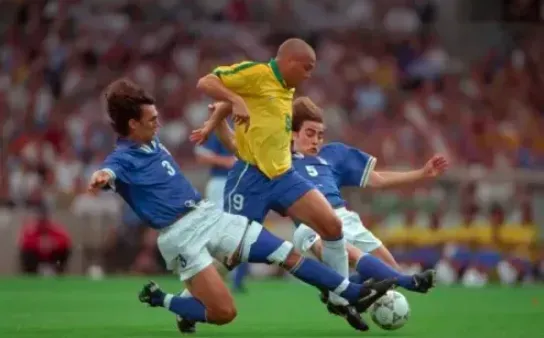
[292,207,382,255]
[205,176,227,207]
[157,201,292,281]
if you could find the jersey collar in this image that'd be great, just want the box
[116,138,139,149]
[116,137,156,152]
[268,59,287,88]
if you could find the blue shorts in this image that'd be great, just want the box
[223,161,314,223]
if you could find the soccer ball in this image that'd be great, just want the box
[370,290,410,330]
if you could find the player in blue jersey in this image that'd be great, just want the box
[287,97,449,303]
[194,130,236,206]
[191,98,449,309]
[88,79,397,332]
[194,125,249,292]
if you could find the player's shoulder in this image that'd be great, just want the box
[213,60,269,75]
[104,147,133,166]
[319,142,349,158]
[321,142,349,152]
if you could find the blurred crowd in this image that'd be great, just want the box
[0,0,542,282]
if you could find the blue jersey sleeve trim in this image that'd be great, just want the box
[359,156,377,187]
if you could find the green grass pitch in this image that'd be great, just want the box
[0,277,543,338]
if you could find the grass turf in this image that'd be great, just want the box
[0,277,543,338]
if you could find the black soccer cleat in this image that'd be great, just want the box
[326,303,369,331]
[318,287,329,305]
[138,281,165,307]
[412,269,436,293]
[176,315,197,334]
[354,278,397,313]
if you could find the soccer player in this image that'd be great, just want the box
[196,38,356,313]
[194,124,248,292]
[194,127,236,206]
[192,97,448,301]
[88,79,396,332]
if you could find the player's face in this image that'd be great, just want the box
[293,121,325,156]
[131,104,160,143]
[286,55,315,87]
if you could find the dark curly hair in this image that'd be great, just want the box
[104,78,155,136]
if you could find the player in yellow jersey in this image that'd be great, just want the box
[435,204,480,284]
[461,204,504,286]
[196,38,373,328]
[496,201,537,284]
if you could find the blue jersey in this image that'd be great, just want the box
[101,137,202,229]
[292,142,376,209]
[195,119,234,178]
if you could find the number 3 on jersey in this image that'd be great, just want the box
[162,160,175,176]
[305,165,318,177]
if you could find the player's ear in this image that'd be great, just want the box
[128,118,139,132]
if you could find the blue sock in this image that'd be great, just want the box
[233,263,249,290]
[356,255,415,291]
[349,273,363,284]
[163,294,207,322]
[290,257,363,303]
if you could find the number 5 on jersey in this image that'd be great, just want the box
[162,160,175,176]
[306,165,318,177]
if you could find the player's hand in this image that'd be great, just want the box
[87,170,112,195]
[225,156,237,169]
[190,104,220,145]
[190,127,210,145]
[232,99,250,131]
[190,119,214,146]
[423,154,449,178]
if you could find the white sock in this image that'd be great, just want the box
[179,289,192,297]
[322,238,349,305]
[163,293,174,308]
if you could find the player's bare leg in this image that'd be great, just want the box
[138,264,237,326]
[185,265,237,324]
[286,189,349,306]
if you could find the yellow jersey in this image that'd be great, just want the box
[408,227,445,247]
[441,224,479,247]
[213,60,295,178]
[498,223,537,247]
[471,224,502,250]
[498,223,537,259]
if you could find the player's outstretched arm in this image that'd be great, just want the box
[190,102,236,153]
[212,102,238,154]
[368,154,449,188]
[207,101,233,133]
[216,121,237,155]
[87,169,114,195]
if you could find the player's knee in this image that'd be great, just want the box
[208,303,237,325]
[315,214,342,240]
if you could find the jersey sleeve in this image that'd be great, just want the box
[322,142,377,188]
[100,153,132,190]
[212,61,264,94]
